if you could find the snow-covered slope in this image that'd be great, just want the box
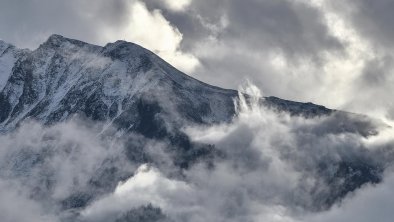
[0,35,375,135]
[0,35,238,133]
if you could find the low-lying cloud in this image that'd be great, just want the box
[0,119,139,220]
[7,84,387,222]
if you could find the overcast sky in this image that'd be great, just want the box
[1,0,394,120]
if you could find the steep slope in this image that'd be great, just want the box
[0,35,236,131]
[0,35,376,135]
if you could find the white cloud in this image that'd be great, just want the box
[0,84,393,222]
[73,90,394,221]
[182,83,393,221]
[81,164,196,221]
[0,0,199,74]
[107,1,199,73]
[163,0,192,11]
[0,119,137,220]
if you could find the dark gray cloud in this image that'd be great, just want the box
[142,0,394,121]
[0,0,344,96]
[319,0,394,119]
[143,0,344,82]
[138,0,353,105]
[0,0,130,48]
[208,0,342,56]
[330,0,394,49]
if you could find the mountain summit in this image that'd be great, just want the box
[0,34,369,132]
[0,34,238,131]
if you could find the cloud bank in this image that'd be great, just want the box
[2,84,386,222]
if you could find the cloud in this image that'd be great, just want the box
[123,1,199,73]
[3,0,394,120]
[0,179,59,222]
[78,83,394,222]
[0,118,138,220]
[0,0,130,48]
[307,169,394,222]
[81,164,195,222]
[0,83,393,222]
[148,0,357,110]
[3,0,394,122]
[179,83,393,221]
[141,0,394,121]
[162,0,192,12]
[328,0,394,49]
[0,0,199,73]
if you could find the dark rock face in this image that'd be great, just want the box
[0,35,386,219]
[264,96,333,117]
[115,205,170,222]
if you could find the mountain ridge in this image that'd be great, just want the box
[0,34,352,131]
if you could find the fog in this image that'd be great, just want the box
[0,84,390,221]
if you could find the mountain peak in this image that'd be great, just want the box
[47,34,66,41]
[103,40,154,60]
[44,34,68,47]
[41,34,91,49]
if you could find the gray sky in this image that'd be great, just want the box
[1,0,394,120]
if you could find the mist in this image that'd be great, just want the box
[0,84,389,221]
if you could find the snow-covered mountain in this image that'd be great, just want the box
[0,35,388,221]
[0,34,376,134]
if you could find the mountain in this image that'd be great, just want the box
[0,35,387,221]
